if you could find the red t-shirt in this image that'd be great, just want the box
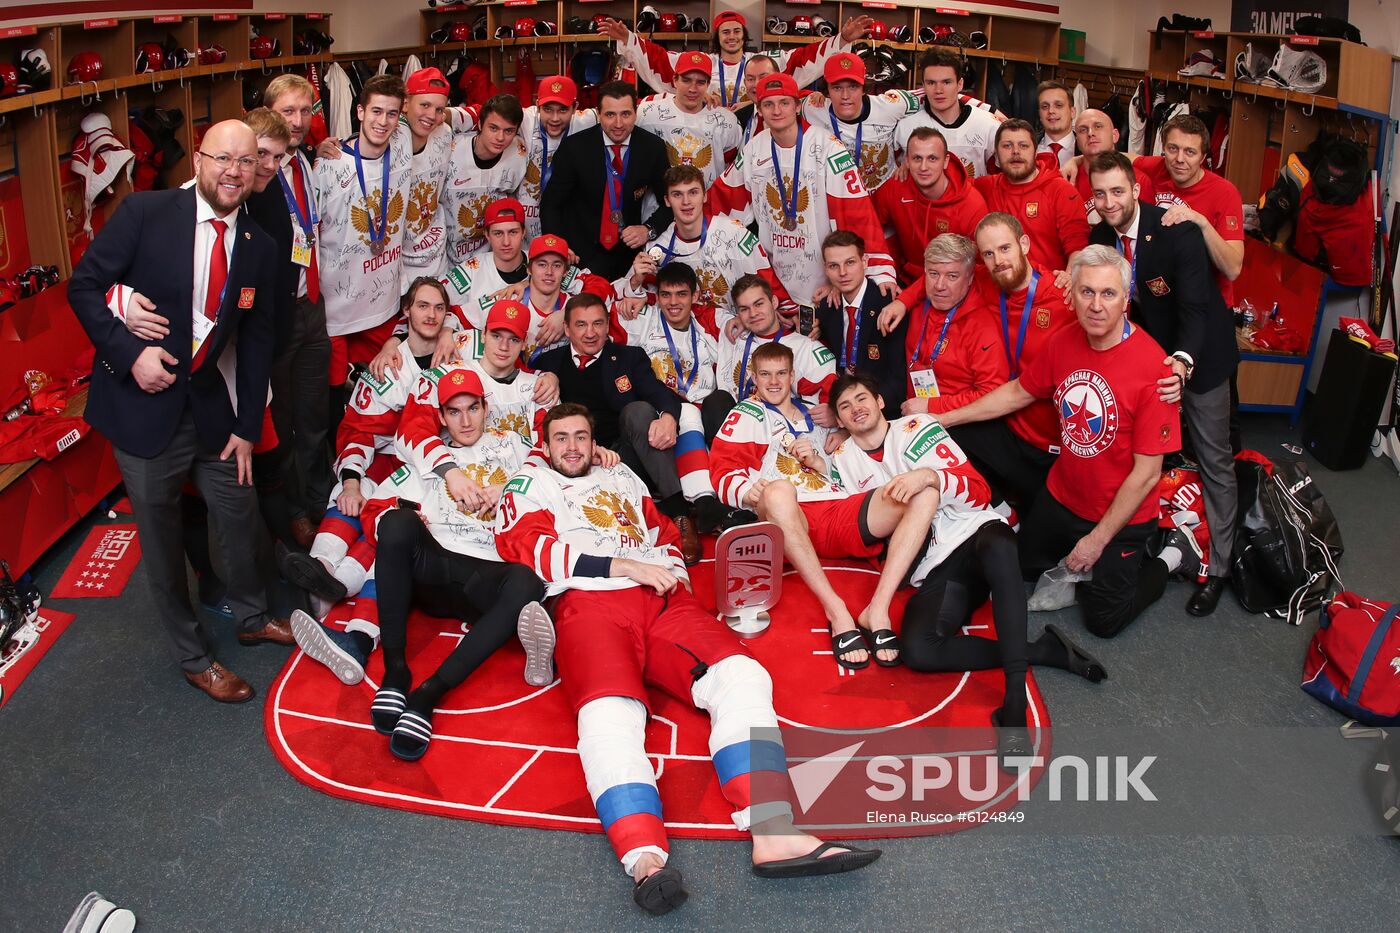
[1020,323,1182,524]
[1074,164,1157,222]
[1137,156,1244,306]
[974,265,1076,450]
[896,285,1007,413]
[973,168,1090,273]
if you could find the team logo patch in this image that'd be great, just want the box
[447,266,471,292]
[868,345,879,360]
[615,375,632,393]
[1025,202,1039,219]
[505,304,520,319]
[813,345,836,365]
[1146,277,1170,297]
[738,231,758,256]
[936,219,949,233]
[389,465,411,486]
[449,370,468,387]
[1057,368,1119,458]
[504,475,532,496]
[826,149,856,174]
[1226,215,1239,230]
[238,288,255,309]
[550,80,562,93]
[1035,308,1051,328]
[1160,424,1171,441]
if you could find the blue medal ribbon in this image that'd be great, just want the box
[769,123,804,229]
[538,121,557,190]
[276,154,318,237]
[827,106,862,170]
[912,298,962,366]
[659,218,708,267]
[998,271,1040,379]
[837,296,866,372]
[344,137,390,247]
[661,319,701,396]
[603,140,632,222]
[718,55,746,107]
[762,396,814,439]
[738,329,784,398]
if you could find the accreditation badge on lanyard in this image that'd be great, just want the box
[909,300,960,398]
[278,156,317,268]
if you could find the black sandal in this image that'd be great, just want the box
[1044,624,1108,683]
[633,866,688,916]
[860,627,901,667]
[831,630,871,670]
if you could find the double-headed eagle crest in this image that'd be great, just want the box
[405,180,439,237]
[350,188,404,249]
[776,452,832,492]
[765,175,809,230]
[582,489,645,545]
[665,134,714,171]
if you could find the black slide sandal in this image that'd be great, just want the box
[860,627,901,667]
[633,866,688,915]
[752,842,882,879]
[831,630,871,670]
[1045,624,1108,682]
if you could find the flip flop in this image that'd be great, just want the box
[633,866,688,915]
[859,627,901,667]
[990,709,1035,774]
[751,842,882,879]
[1044,623,1108,683]
[389,709,433,761]
[831,630,871,670]
[370,687,406,735]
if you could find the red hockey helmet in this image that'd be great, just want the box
[658,13,679,33]
[867,20,888,40]
[791,15,813,36]
[448,20,471,42]
[66,52,104,84]
[196,44,227,66]
[591,14,610,33]
[250,35,279,60]
[514,18,536,38]
[135,43,166,74]
[0,63,18,98]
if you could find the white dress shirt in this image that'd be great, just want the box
[1037,131,1076,169]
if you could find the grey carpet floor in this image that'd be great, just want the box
[2,414,1398,932]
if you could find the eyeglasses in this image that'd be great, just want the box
[198,151,259,173]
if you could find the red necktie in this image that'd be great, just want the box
[577,353,595,370]
[600,144,623,250]
[1049,142,1063,160]
[845,305,859,370]
[290,155,320,303]
[191,218,228,370]
[1120,234,1134,264]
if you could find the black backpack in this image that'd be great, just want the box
[1292,16,1363,44]
[1231,458,1344,624]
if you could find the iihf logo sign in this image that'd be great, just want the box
[1056,369,1118,457]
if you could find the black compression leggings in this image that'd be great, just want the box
[374,509,544,707]
[901,521,1029,720]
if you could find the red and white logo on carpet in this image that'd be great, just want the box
[0,607,75,709]
[1057,369,1118,458]
[50,524,142,599]
[267,557,1050,840]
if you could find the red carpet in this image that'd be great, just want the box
[1,607,75,709]
[266,557,1050,839]
[49,524,141,598]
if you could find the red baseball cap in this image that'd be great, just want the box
[484,197,526,228]
[485,299,530,339]
[529,233,569,262]
[405,66,450,97]
[536,74,576,108]
[824,52,866,87]
[675,50,711,78]
[712,11,746,30]
[754,72,800,102]
[436,366,487,406]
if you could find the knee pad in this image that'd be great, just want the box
[576,696,653,800]
[691,655,777,738]
[677,403,704,433]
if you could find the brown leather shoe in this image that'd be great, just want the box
[237,616,295,647]
[184,662,254,703]
[674,514,702,566]
[289,515,317,550]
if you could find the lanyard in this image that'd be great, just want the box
[1120,317,1132,342]
[743,110,756,143]
[660,219,708,266]
[739,329,783,397]
[538,122,559,191]
[718,55,746,107]
[762,397,814,439]
[912,299,962,367]
[770,123,804,228]
[603,141,631,219]
[998,272,1040,379]
[827,106,862,167]
[344,137,390,246]
[1115,234,1138,300]
[661,319,701,395]
[838,296,865,372]
[276,155,318,235]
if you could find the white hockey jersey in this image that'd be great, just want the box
[618,309,719,403]
[827,414,1000,585]
[895,102,1002,180]
[709,398,844,508]
[399,122,455,281]
[629,216,794,323]
[517,105,597,239]
[442,133,530,264]
[715,329,836,404]
[367,429,529,561]
[313,123,415,337]
[335,342,427,477]
[616,34,847,107]
[394,361,546,477]
[803,89,921,192]
[495,461,689,595]
[636,94,743,188]
[708,125,896,308]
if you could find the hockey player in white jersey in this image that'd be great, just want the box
[708,72,896,312]
[635,51,742,189]
[517,76,596,238]
[826,373,1107,759]
[895,49,1002,179]
[803,53,920,193]
[443,94,530,265]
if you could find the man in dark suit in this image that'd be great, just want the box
[815,230,908,419]
[532,293,710,563]
[69,120,293,703]
[539,80,673,281]
[1086,150,1239,617]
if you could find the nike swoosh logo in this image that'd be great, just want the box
[900,198,914,204]
[980,344,993,351]
[1120,549,1136,558]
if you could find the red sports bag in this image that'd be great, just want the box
[1302,591,1400,725]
